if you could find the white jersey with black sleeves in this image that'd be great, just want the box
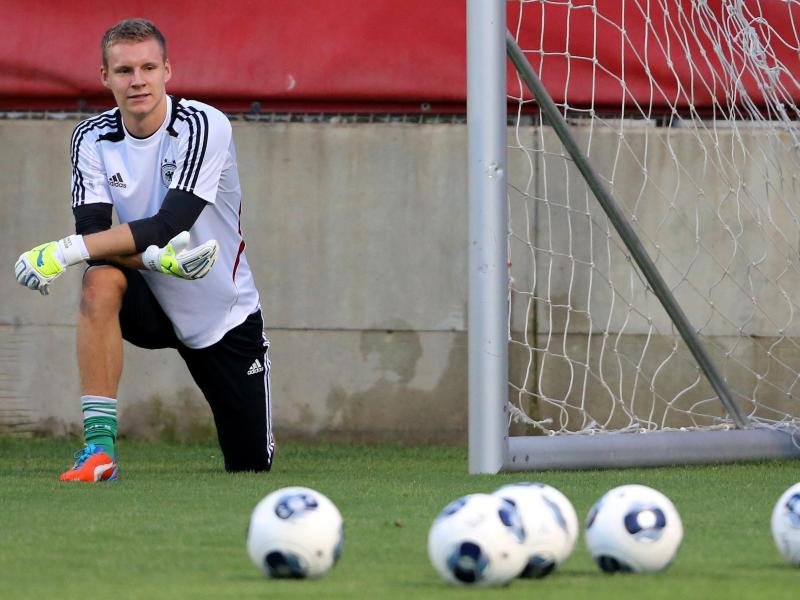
[70,95,259,349]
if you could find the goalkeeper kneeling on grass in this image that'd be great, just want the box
[13,18,274,481]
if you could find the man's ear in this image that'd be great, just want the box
[164,59,172,84]
[100,65,109,88]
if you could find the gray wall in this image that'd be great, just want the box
[506,124,800,432]
[2,119,798,443]
[0,120,469,443]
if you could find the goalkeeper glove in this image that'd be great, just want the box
[14,235,89,295]
[142,231,218,280]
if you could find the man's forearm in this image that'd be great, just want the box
[104,254,145,270]
[15,228,218,295]
[83,224,138,260]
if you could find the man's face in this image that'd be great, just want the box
[101,38,171,126]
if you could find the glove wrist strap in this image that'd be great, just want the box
[57,234,89,267]
[142,245,161,272]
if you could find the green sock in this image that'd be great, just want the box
[82,395,118,457]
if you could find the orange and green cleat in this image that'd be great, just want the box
[59,444,118,482]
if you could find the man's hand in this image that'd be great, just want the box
[15,241,66,295]
[142,231,218,280]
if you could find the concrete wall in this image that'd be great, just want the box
[506,124,800,432]
[0,120,469,443]
[2,119,798,442]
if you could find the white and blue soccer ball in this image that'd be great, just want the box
[246,486,344,579]
[427,493,528,586]
[771,482,800,566]
[585,484,683,573]
[493,482,578,578]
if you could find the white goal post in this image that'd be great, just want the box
[468,0,800,473]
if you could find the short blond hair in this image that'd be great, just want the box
[101,18,167,68]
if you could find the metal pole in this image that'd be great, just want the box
[505,32,747,429]
[467,0,508,473]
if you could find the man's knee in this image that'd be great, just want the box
[80,266,127,317]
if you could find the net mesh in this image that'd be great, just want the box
[506,0,800,435]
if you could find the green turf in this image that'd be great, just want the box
[0,437,797,599]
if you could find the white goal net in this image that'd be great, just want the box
[506,0,800,439]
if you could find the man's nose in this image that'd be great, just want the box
[131,69,145,86]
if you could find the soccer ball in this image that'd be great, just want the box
[493,482,578,577]
[427,493,528,586]
[246,486,344,578]
[585,484,683,573]
[534,482,580,558]
[771,482,800,565]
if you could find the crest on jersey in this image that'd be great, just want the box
[161,158,176,187]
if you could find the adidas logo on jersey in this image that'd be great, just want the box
[108,172,127,188]
[247,359,265,376]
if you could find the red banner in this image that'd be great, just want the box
[509,0,800,115]
[1,1,798,113]
[0,0,468,112]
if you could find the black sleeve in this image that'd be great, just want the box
[73,203,113,236]
[72,203,113,267]
[128,189,209,252]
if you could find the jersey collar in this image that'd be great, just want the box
[123,95,172,145]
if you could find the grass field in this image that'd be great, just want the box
[0,437,797,599]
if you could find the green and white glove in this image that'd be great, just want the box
[142,231,218,280]
[14,235,89,295]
